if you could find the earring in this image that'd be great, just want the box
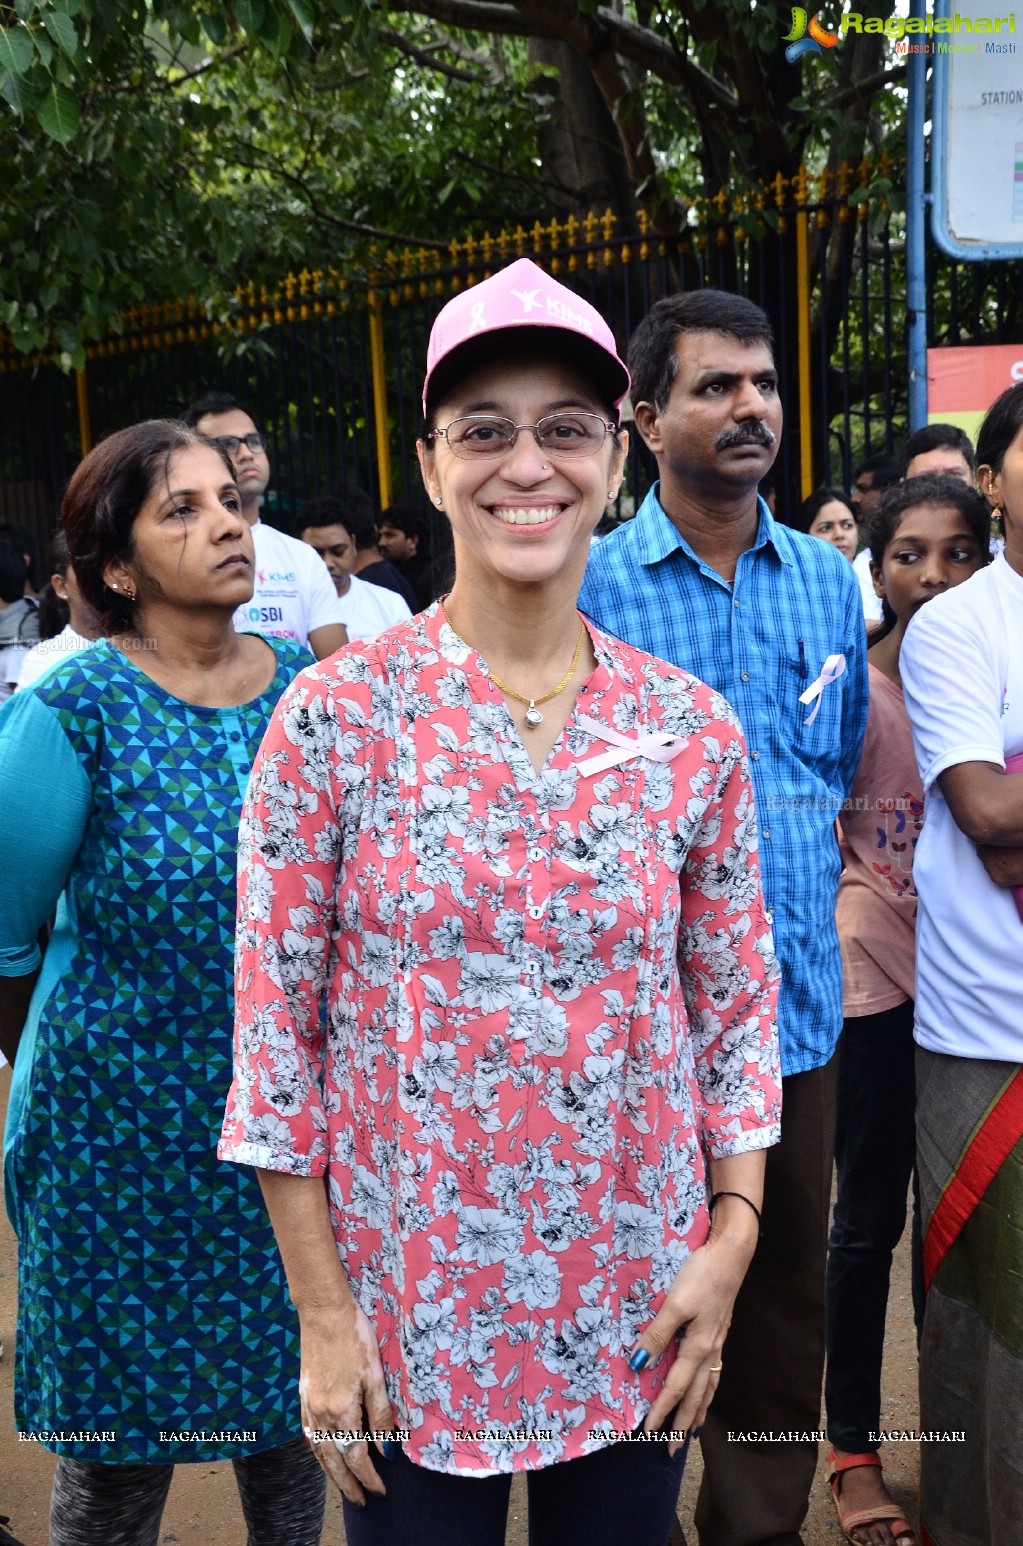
[607,489,617,501]
[434,496,443,508]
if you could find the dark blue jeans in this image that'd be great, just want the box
[342,1432,689,1546]
[825,1001,924,1454]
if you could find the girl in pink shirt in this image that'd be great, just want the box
[825,474,990,1546]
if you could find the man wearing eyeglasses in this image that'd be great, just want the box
[182,393,347,661]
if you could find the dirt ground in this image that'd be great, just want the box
[0,1063,919,1545]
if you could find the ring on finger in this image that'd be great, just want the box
[709,1363,724,1372]
[333,1435,362,1454]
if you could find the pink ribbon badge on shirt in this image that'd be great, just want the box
[798,652,846,725]
[576,715,691,777]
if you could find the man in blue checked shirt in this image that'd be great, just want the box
[580,290,867,1546]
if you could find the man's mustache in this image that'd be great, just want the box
[715,421,777,451]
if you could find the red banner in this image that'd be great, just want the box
[927,344,1023,440]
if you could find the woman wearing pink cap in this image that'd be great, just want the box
[220,260,781,1544]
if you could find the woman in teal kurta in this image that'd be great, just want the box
[0,421,326,1545]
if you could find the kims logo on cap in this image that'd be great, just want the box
[468,286,598,338]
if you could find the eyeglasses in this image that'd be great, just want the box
[427,412,618,460]
[211,432,266,456]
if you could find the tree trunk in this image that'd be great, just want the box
[527,37,640,231]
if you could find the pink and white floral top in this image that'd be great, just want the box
[220,603,781,1477]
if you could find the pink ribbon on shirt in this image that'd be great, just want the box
[798,652,846,725]
[576,714,692,777]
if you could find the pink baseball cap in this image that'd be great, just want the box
[422,257,630,422]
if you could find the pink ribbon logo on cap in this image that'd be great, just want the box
[798,653,846,725]
[577,715,691,777]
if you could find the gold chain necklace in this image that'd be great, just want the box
[441,604,587,729]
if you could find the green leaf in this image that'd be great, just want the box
[201,10,228,45]
[91,0,121,32]
[43,9,80,60]
[263,13,292,56]
[0,24,33,75]
[287,0,314,42]
[36,82,81,143]
[34,33,53,68]
[0,64,35,110]
[235,0,266,33]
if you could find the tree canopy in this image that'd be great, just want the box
[1,0,904,366]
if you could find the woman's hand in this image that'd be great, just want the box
[631,1195,760,1454]
[299,1299,396,1505]
[254,1172,399,1505]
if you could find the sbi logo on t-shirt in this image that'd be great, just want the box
[248,606,284,622]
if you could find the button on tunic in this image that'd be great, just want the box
[220,605,781,1477]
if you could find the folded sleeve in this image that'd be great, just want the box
[678,711,783,1158]
[0,690,92,977]
[901,597,1005,790]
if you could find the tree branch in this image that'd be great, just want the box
[231,151,450,248]
[387,0,561,38]
[387,0,741,115]
[828,63,907,110]
[107,41,248,93]
[380,26,486,81]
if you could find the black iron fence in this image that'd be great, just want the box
[2,155,1022,575]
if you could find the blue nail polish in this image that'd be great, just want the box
[692,1425,703,1439]
[628,1347,650,1373]
[381,1440,400,1460]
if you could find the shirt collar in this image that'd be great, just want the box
[634,482,794,570]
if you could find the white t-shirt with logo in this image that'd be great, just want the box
[233,522,345,648]
[901,553,1023,1061]
[337,573,412,642]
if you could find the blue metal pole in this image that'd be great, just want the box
[906,0,928,431]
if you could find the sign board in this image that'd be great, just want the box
[931,0,1023,257]
[927,343,1023,438]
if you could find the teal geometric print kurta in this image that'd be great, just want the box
[0,638,308,1463]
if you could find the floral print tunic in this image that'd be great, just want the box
[220,604,781,1477]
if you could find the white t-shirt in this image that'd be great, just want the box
[0,645,29,701]
[233,522,345,648]
[853,546,884,623]
[901,553,1023,1060]
[16,625,96,691]
[336,573,411,642]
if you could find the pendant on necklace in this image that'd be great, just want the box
[524,703,544,728]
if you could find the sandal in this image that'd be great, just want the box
[826,1448,914,1546]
